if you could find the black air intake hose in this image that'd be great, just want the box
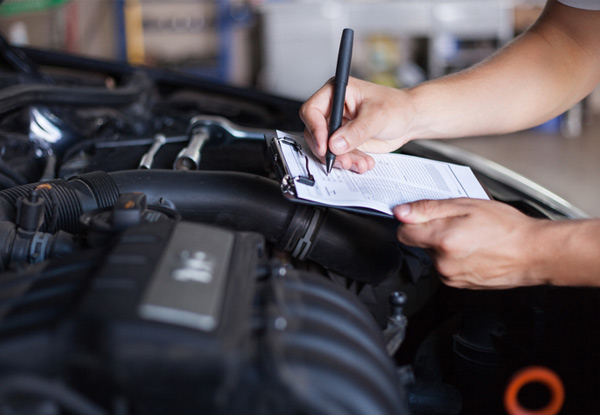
[110,170,404,283]
[0,171,120,233]
[0,171,404,282]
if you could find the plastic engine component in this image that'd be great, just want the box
[59,220,408,415]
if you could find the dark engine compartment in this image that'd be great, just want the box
[0,39,597,415]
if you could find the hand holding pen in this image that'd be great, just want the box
[300,31,413,174]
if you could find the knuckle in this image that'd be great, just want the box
[299,105,314,125]
[366,155,375,170]
[437,236,456,254]
[396,226,416,245]
[355,158,368,174]
[437,234,466,259]
[434,257,459,278]
[411,199,437,218]
[299,104,307,119]
[340,156,353,170]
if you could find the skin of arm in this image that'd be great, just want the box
[393,199,600,289]
[299,0,600,173]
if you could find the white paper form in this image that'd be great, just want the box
[277,131,489,216]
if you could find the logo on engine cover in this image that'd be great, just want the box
[172,250,215,283]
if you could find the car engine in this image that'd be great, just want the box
[0,34,598,415]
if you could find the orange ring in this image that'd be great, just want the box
[34,183,52,191]
[504,366,565,415]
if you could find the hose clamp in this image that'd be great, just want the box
[291,208,322,260]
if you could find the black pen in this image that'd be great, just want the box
[326,28,354,175]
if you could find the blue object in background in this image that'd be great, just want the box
[531,115,564,134]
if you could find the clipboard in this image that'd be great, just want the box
[266,132,393,217]
[266,131,490,217]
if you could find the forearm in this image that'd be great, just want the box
[405,0,600,140]
[530,219,600,287]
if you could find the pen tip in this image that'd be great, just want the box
[325,155,335,175]
[326,163,333,175]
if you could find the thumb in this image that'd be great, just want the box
[393,199,471,224]
[328,117,377,155]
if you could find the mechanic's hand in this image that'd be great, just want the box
[300,77,415,173]
[393,198,547,289]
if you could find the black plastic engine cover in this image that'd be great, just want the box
[69,220,263,414]
[63,220,406,415]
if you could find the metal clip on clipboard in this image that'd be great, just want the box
[267,134,315,197]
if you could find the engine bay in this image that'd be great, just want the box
[0,41,598,415]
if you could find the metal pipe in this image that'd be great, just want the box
[188,115,271,140]
[138,133,166,169]
[173,127,209,171]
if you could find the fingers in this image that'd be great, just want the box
[393,199,541,290]
[304,128,375,173]
[299,79,334,158]
[303,129,325,163]
[393,198,473,224]
[301,77,385,158]
[301,76,410,171]
[393,199,479,250]
[300,78,376,173]
[334,149,375,173]
[330,78,413,155]
[330,105,387,155]
[396,222,443,250]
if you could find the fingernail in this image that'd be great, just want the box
[396,204,411,218]
[331,137,348,153]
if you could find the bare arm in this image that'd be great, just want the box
[300,0,600,172]
[408,0,600,139]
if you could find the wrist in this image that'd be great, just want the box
[523,220,557,286]
[527,219,600,287]
[403,85,433,140]
[403,81,453,141]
